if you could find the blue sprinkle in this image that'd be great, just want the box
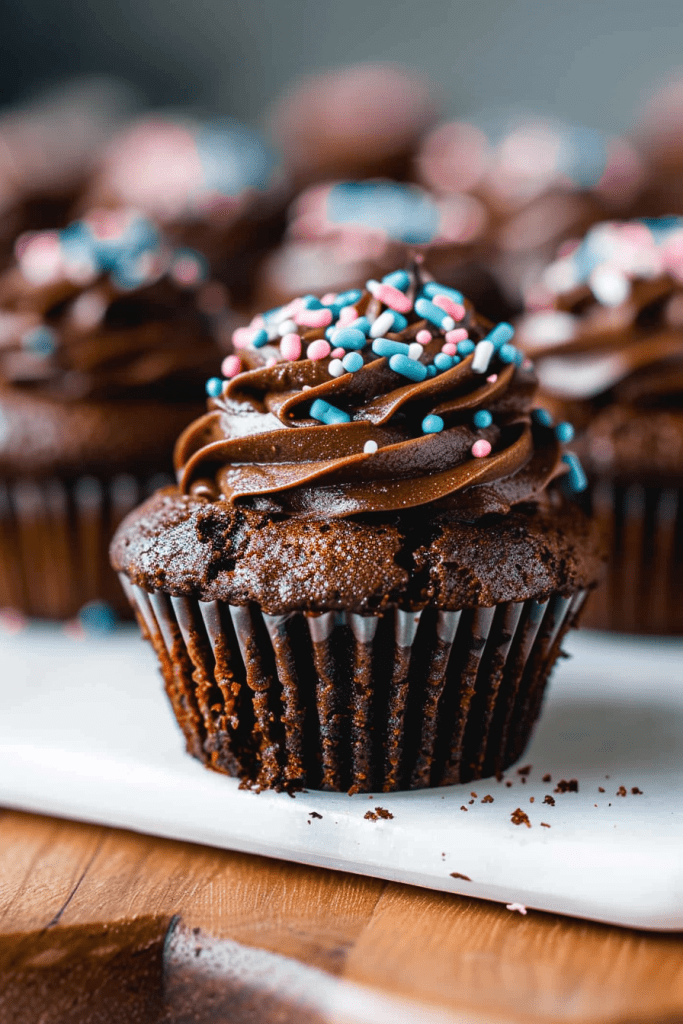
[457,339,476,356]
[389,354,427,382]
[335,288,363,307]
[473,410,493,429]
[262,305,286,322]
[382,269,410,291]
[310,399,350,424]
[22,325,56,357]
[532,408,554,427]
[251,329,269,349]
[562,452,588,493]
[78,600,118,634]
[434,352,455,371]
[342,351,364,372]
[487,323,515,349]
[372,338,411,357]
[426,364,437,378]
[301,294,322,309]
[330,327,367,351]
[347,316,372,335]
[325,326,335,339]
[206,377,223,397]
[388,311,409,332]
[499,343,523,365]
[415,296,453,329]
[421,282,463,303]
[422,414,444,434]
[555,421,575,443]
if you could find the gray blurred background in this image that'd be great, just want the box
[1,0,682,129]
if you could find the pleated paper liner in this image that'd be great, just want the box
[581,479,683,635]
[121,577,586,793]
[0,472,172,620]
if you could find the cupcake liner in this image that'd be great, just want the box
[122,580,586,792]
[0,472,171,619]
[582,480,683,634]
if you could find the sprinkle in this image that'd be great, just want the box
[487,374,498,383]
[422,282,463,303]
[310,398,350,424]
[266,357,278,367]
[342,351,364,372]
[363,439,379,454]
[205,377,223,397]
[422,414,444,434]
[335,289,363,307]
[330,346,345,359]
[296,307,333,328]
[442,343,458,356]
[471,340,495,374]
[432,294,466,321]
[278,318,299,336]
[473,410,493,429]
[426,365,437,378]
[408,342,424,361]
[472,439,492,458]
[346,316,371,335]
[372,338,411,358]
[171,249,208,287]
[78,600,118,634]
[338,305,358,326]
[328,358,346,378]
[506,903,527,916]
[589,265,630,307]
[562,452,588,492]
[445,328,469,345]
[300,294,322,309]
[329,327,366,351]
[487,323,515,349]
[280,333,302,361]
[434,352,455,371]
[382,269,410,291]
[458,339,476,356]
[321,292,337,305]
[306,339,332,360]
[498,343,523,365]
[221,354,242,378]
[416,329,432,345]
[415,297,455,331]
[369,281,412,313]
[370,311,397,338]
[555,421,575,443]
[532,408,554,427]
[233,326,267,349]
[21,325,56,357]
[389,354,427,382]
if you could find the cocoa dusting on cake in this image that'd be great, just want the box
[481,795,494,803]
[617,786,628,796]
[543,794,555,806]
[450,872,472,881]
[364,807,394,821]
[511,808,531,827]
[542,773,552,782]
[554,779,578,793]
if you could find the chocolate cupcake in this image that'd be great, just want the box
[112,268,601,792]
[0,208,226,619]
[517,217,683,634]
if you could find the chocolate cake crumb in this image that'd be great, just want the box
[521,777,527,784]
[450,872,472,881]
[554,779,578,793]
[468,799,475,805]
[543,794,555,806]
[481,795,494,803]
[460,805,468,812]
[542,773,552,782]
[517,765,532,776]
[617,786,627,796]
[631,787,643,795]
[511,808,531,827]
[540,822,551,828]
[529,797,535,803]
[364,806,394,821]
[309,811,323,819]
[471,792,478,797]
[506,781,513,787]
[598,787,605,793]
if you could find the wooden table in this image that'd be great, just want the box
[1,809,683,1023]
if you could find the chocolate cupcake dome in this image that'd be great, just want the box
[517,217,683,634]
[112,269,602,792]
[0,209,224,619]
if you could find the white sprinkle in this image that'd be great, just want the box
[370,311,395,338]
[543,256,578,294]
[506,902,527,915]
[328,358,347,378]
[408,342,424,361]
[589,265,630,307]
[277,318,298,336]
[363,440,378,454]
[266,323,280,341]
[471,340,495,374]
[366,279,381,295]
[302,385,311,391]
[442,315,456,331]
[520,311,577,351]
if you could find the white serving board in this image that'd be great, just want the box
[1,622,682,930]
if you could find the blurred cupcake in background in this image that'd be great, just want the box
[254,179,511,322]
[630,77,683,217]
[267,64,438,186]
[517,217,683,634]
[0,208,228,620]
[82,113,288,307]
[0,77,136,270]
[416,110,644,311]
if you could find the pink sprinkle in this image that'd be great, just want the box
[296,307,333,328]
[445,328,469,344]
[338,305,358,325]
[233,326,259,350]
[280,333,302,361]
[221,354,242,378]
[330,346,345,359]
[306,339,331,360]
[487,374,498,383]
[432,294,466,320]
[372,283,412,313]
[416,329,432,345]
[321,292,337,304]
[472,439,492,459]
[442,343,458,356]
[250,314,266,329]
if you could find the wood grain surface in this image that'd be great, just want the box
[1,807,683,1023]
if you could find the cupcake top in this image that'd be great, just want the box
[176,267,585,519]
[0,208,221,402]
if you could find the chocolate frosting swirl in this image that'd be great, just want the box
[0,210,221,402]
[176,272,570,518]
